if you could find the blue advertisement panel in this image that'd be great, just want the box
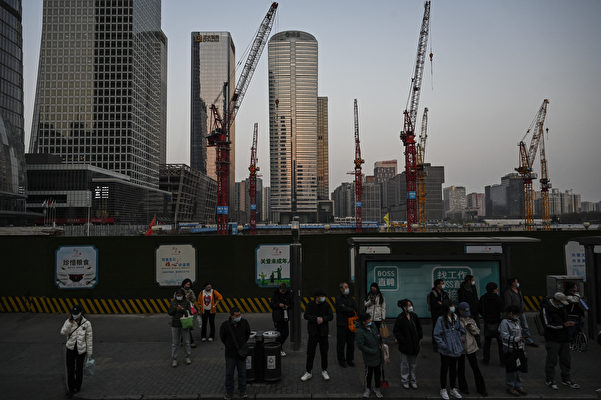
[366,260,500,319]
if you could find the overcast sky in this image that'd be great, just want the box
[22,0,601,202]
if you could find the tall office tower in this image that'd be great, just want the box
[29,0,166,188]
[443,185,467,218]
[268,31,318,224]
[0,0,27,224]
[317,96,329,200]
[190,32,235,188]
[374,160,397,184]
[332,182,354,218]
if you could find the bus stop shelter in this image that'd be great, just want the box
[348,236,540,318]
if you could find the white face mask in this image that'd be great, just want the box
[407,306,414,313]
[176,296,183,301]
[449,306,456,313]
[343,288,349,295]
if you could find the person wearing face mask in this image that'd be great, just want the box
[270,282,292,356]
[541,292,579,390]
[393,299,423,390]
[168,288,192,367]
[479,282,504,365]
[456,302,487,397]
[429,279,450,351]
[503,277,537,347]
[219,307,251,400]
[179,278,197,347]
[60,305,93,397]
[563,282,586,341]
[364,282,386,331]
[356,312,384,398]
[499,305,528,396]
[433,302,465,400]
[458,275,480,332]
[200,281,223,342]
[335,281,357,367]
[301,289,333,382]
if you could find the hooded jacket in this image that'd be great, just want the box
[61,317,93,356]
[355,322,382,367]
[433,314,465,357]
[498,316,523,353]
[541,299,569,343]
[393,310,423,355]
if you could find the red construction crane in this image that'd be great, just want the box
[516,99,549,230]
[353,99,364,233]
[207,2,278,235]
[400,1,431,232]
[248,123,259,235]
[539,128,551,230]
[417,107,428,232]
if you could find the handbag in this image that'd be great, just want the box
[379,323,390,339]
[180,311,194,329]
[190,304,198,315]
[505,347,528,373]
[84,357,95,376]
[348,312,358,333]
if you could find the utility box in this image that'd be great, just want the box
[546,275,584,298]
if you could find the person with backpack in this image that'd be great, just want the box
[200,281,223,342]
[364,282,386,331]
[335,282,357,367]
[499,305,528,396]
[168,288,192,367]
[393,299,423,390]
[479,282,504,365]
[356,312,384,398]
[429,279,450,351]
[457,302,487,397]
[270,282,292,356]
[433,301,465,400]
[60,305,93,397]
[301,289,334,382]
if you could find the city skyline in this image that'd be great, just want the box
[21,0,601,202]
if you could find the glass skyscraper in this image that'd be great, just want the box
[29,0,167,189]
[317,96,329,200]
[268,31,318,224]
[0,0,27,224]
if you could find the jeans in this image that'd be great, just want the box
[545,341,571,382]
[66,347,86,392]
[458,352,486,394]
[201,310,216,339]
[171,327,191,359]
[225,356,247,396]
[336,326,354,363]
[519,313,534,344]
[275,320,289,346]
[506,371,522,389]
[364,365,381,389]
[440,354,459,389]
[400,353,417,384]
[306,335,329,372]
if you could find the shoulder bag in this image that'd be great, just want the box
[180,310,194,329]
[348,312,358,333]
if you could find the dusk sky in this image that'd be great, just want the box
[22,0,601,201]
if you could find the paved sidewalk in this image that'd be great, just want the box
[0,313,600,400]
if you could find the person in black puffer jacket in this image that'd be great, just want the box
[479,282,504,365]
[393,299,423,390]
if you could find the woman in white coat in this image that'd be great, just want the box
[60,305,93,397]
[364,282,386,330]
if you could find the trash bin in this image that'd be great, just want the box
[245,341,257,382]
[263,341,282,382]
[263,330,280,343]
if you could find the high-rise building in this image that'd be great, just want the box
[443,186,467,219]
[190,32,235,189]
[485,173,524,218]
[29,0,167,189]
[233,177,263,225]
[332,182,353,218]
[465,192,485,220]
[317,96,329,200]
[363,181,382,222]
[261,186,270,223]
[0,0,27,224]
[374,160,397,184]
[268,31,318,224]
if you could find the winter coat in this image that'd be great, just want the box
[270,288,292,323]
[459,316,480,354]
[433,314,465,357]
[304,300,334,337]
[200,289,223,314]
[392,311,423,355]
[335,293,357,327]
[503,288,525,313]
[498,316,524,353]
[479,292,504,324]
[219,317,251,359]
[61,317,93,356]
[429,288,450,319]
[364,293,386,322]
[541,299,569,343]
[168,298,192,328]
[355,323,382,367]
[458,282,479,315]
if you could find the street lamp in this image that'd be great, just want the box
[290,217,301,350]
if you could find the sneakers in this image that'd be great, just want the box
[373,388,383,398]
[507,388,520,396]
[185,357,191,365]
[300,372,312,381]
[410,382,418,389]
[223,394,233,400]
[562,380,580,389]
[402,382,410,389]
[515,388,527,395]
[449,388,462,399]
[171,359,178,367]
[362,388,371,398]
[201,338,207,342]
[190,342,197,348]
[545,380,559,390]
[321,370,330,380]
[440,388,450,400]
[280,350,287,357]
[208,337,214,342]
[240,393,248,399]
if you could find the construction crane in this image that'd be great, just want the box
[417,107,428,232]
[400,1,431,233]
[515,99,549,230]
[353,99,364,233]
[248,123,259,235]
[207,2,278,235]
[539,128,551,230]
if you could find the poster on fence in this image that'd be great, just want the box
[255,244,290,288]
[155,244,196,286]
[55,246,98,289]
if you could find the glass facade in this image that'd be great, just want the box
[190,31,235,199]
[268,31,318,223]
[0,0,27,223]
[317,96,328,200]
[29,0,166,188]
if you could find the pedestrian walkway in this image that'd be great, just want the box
[0,313,599,400]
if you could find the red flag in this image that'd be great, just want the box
[144,215,156,236]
